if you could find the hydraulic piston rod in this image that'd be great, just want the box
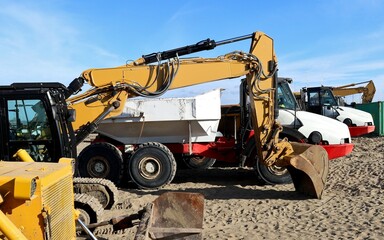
[139,34,254,64]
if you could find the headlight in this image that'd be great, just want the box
[14,176,37,200]
[340,138,350,144]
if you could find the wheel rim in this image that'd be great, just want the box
[87,156,110,178]
[266,164,288,176]
[138,157,161,180]
[190,156,206,165]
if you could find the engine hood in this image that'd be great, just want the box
[277,109,351,144]
[336,106,374,126]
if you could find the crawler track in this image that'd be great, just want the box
[74,177,120,209]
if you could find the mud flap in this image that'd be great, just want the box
[135,192,205,240]
[285,142,329,199]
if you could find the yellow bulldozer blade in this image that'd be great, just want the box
[135,192,205,240]
[284,142,329,199]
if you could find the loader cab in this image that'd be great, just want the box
[276,78,299,110]
[0,83,76,162]
[304,87,339,119]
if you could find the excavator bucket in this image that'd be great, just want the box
[285,142,329,199]
[135,192,205,240]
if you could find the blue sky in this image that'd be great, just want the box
[0,0,383,103]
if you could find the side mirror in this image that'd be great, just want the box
[67,109,76,122]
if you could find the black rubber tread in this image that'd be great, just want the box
[74,193,104,224]
[343,118,353,127]
[242,132,293,185]
[255,159,292,185]
[128,142,177,189]
[77,142,124,185]
[183,156,216,169]
[73,177,119,210]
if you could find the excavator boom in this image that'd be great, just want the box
[68,31,329,198]
[332,80,376,103]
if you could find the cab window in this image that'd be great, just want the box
[7,99,53,162]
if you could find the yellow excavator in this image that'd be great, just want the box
[0,31,329,239]
[69,32,329,200]
[332,80,376,104]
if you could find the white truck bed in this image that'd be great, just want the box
[97,89,222,144]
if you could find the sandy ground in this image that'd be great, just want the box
[82,136,384,239]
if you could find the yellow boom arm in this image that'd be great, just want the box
[332,80,376,103]
[67,31,328,198]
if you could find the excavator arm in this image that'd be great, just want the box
[67,31,328,198]
[332,80,376,103]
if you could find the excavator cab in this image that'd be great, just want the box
[0,83,76,163]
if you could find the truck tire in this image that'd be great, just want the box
[128,142,177,189]
[243,127,308,185]
[255,160,292,185]
[255,127,309,184]
[183,156,216,169]
[343,118,353,127]
[78,142,123,185]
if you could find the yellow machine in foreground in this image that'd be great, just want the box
[0,150,204,240]
[0,154,77,240]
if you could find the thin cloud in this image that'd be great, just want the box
[279,29,384,100]
[0,1,382,103]
[167,2,206,23]
[0,2,121,85]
